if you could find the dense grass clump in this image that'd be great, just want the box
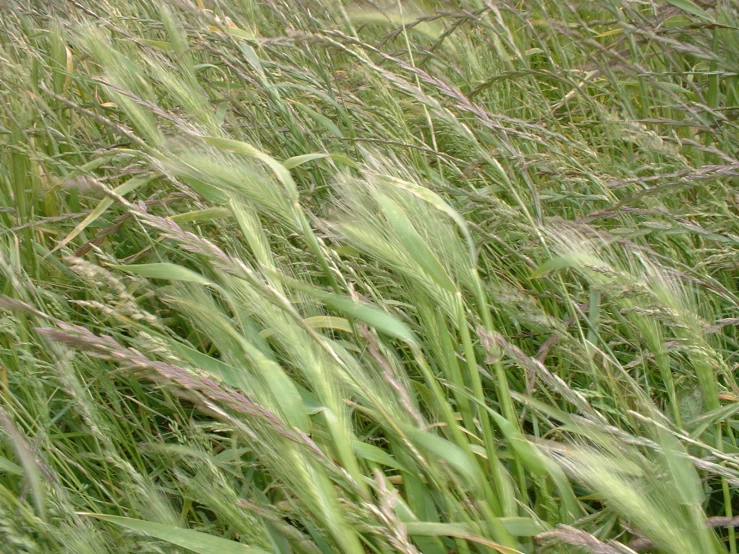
[1,0,738,552]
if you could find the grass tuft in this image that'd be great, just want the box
[1,0,738,552]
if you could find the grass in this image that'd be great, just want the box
[0,0,738,552]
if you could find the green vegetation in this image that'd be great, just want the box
[1,0,738,552]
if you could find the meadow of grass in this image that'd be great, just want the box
[1,0,738,552]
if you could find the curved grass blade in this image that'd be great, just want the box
[79,514,270,554]
[375,192,457,292]
[379,175,475,262]
[50,173,154,255]
[280,276,418,346]
[109,263,213,285]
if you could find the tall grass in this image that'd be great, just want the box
[1,0,738,552]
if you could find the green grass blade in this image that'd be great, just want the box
[80,514,270,554]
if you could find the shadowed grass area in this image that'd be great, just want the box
[1,0,738,552]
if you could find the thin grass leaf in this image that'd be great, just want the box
[403,427,482,487]
[169,207,232,224]
[158,336,243,388]
[352,440,407,472]
[379,175,475,262]
[302,316,353,335]
[0,409,46,520]
[50,173,154,255]
[280,275,418,346]
[402,521,521,554]
[374,192,457,292]
[80,514,270,554]
[405,519,541,539]
[282,153,356,170]
[109,263,213,285]
[665,0,713,20]
[202,136,298,202]
[293,103,345,139]
[486,408,581,521]
[0,456,24,476]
